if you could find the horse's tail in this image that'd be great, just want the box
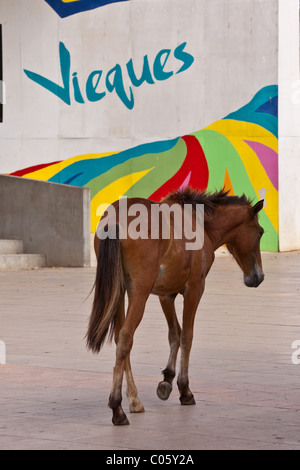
[86,226,124,354]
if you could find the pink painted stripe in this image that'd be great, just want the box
[244,140,278,190]
[178,171,192,191]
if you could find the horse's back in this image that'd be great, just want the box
[94,196,215,296]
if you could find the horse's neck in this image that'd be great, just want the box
[206,205,248,250]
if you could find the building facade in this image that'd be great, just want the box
[0,0,299,252]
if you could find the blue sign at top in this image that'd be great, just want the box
[45,0,129,18]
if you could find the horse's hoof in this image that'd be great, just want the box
[157,381,172,401]
[129,399,145,413]
[180,396,196,406]
[112,413,130,426]
[113,415,130,426]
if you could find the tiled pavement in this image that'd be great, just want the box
[1,251,300,450]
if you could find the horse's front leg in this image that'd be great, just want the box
[108,291,148,425]
[177,284,203,405]
[157,294,181,401]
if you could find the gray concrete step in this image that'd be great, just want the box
[0,253,46,271]
[0,239,24,255]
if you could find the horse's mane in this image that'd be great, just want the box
[163,187,252,216]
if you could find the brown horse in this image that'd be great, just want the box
[86,188,265,425]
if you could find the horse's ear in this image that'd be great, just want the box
[252,200,264,216]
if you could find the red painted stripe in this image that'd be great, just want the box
[149,135,209,201]
[10,161,62,177]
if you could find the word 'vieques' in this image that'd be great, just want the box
[23,41,195,110]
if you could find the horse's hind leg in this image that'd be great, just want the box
[108,290,149,425]
[125,357,144,413]
[114,295,144,414]
[157,294,181,401]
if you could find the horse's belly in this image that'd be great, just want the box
[151,263,189,296]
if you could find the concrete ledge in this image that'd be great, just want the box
[0,254,46,271]
[0,175,91,267]
[0,239,23,255]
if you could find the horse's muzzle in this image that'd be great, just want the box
[244,267,264,288]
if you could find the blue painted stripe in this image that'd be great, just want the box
[223,85,278,137]
[45,0,129,19]
[64,172,84,185]
[255,95,278,117]
[49,137,179,186]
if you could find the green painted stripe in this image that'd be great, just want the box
[85,138,187,199]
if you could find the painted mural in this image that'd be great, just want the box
[11,85,278,251]
[45,0,129,18]
[24,41,195,110]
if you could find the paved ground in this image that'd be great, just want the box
[0,251,300,450]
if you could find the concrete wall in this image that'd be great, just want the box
[0,0,280,250]
[0,175,90,267]
[0,0,278,168]
[278,0,300,251]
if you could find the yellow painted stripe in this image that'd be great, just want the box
[90,167,154,233]
[229,139,278,231]
[206,120,278,231]
[22,151,118,182]
[205,119,278,153]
